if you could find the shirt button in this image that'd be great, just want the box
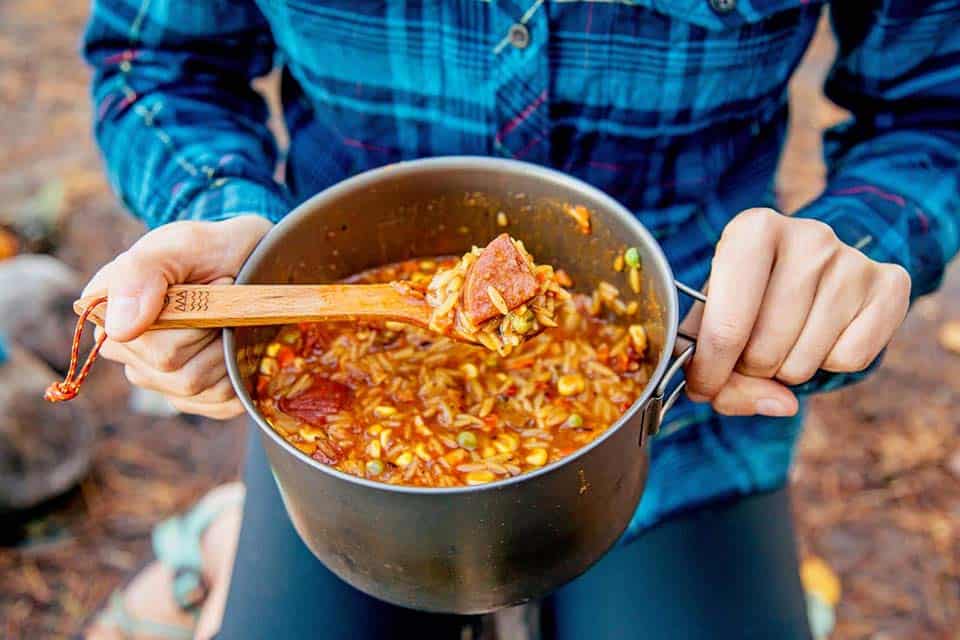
[708,0,737,14]
[508,23,530,49]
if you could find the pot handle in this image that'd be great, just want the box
[645,280,706,435]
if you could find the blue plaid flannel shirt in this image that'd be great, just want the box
[83,0,960,536]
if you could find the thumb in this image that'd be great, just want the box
[701,371,799,418]
[103,216,272,342]
[104,255,169,343]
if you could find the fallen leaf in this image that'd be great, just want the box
[0,228,18,260]
[801,555,842,606]
[937,320,960,354]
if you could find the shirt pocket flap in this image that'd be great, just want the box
[629,0,821,31]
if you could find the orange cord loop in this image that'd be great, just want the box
[45,296,108,403]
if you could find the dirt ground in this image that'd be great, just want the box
[1,2,957,638]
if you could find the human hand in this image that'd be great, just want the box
[83,215,272,418]
[681,208,911,417]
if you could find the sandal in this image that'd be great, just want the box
[87,483,245,639]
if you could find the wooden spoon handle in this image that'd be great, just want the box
[73,284,431,330]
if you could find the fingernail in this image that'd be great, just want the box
[756,398,792,417]
[686,392,709,403]
[106,296,139,337]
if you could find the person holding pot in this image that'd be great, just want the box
[81,1,958,639]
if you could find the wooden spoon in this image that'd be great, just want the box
[72,233,546,344]
[73,283,451,333]
[51,235,551,403]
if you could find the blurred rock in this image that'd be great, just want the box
[0,341,95,511]
[0,254,86,373]
[2,178,66,254]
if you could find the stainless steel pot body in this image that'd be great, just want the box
[224,157,687,614]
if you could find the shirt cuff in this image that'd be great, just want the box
[177,177,291,226]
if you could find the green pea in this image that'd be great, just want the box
[457,431,478,450]
[624,247,641,268]
[511,313,532,334]
[566,414,584,428]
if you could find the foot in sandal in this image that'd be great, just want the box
[86,483,244,640]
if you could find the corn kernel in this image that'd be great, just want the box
[525,448,548,466]
[384,321,407,331]
[299,425,323,442]
[481,446,496,459]
[613,254,624,272]
[625,301,639,316]
[293,440,317,455]
[628,324,647,356]
[366,440,382,459]
[557,374,585,396]
[419,260,437,272]
[367,423,383,436]
[414,443,432,461]
[394,451,414,467]
[444,449,467,466]
[374,405,397,417]
[461,363,479,380]
[628,266,641,294]
[379,429,393,448]
[366,459,384,476]
[493,433,519,454]
[265,343,282,357]
[497,211,509,227]
[415,423,433,437]
[465,470,496,485]
[258,357,278,375]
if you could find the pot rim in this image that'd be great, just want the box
[224,156,679,495]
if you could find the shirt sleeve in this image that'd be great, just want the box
[788,1,960,396]
[83,0,291,228]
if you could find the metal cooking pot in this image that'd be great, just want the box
[224,157,702,614]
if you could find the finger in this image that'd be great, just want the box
[776,251,870,385]
[823,265,910,372]
[122,339,228,398]
[168,396,245,420]
[123,329,217,373]
[96,324,217,375]
[178,375,237,405]
[737,223,836,377]
[686,209,780,400]
[708,372,799,417]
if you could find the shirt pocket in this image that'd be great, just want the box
[626,0,824,115]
